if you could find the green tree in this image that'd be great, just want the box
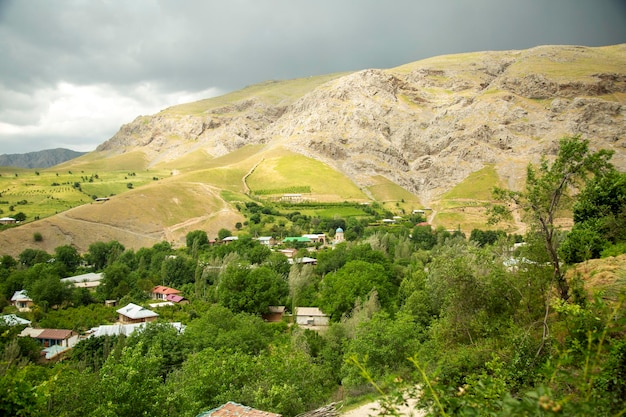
[218,228,232,240]
[319,260,395,320]
[27,274,72,310]
[54,245,82,275]
[18,248,50,267]
[491,136,614,300]
[218,264,288,315]
[186,230,209,256]
[94,342,164,417]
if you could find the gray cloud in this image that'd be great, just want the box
[1,0,625,154]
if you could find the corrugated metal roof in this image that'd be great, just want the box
[0,314,31,326]
[294,307,327,317]
[196,402,281,417]
[37,329,74,340]
[61,272,103,283]
[116,303,159,319]
[11,290,31,302]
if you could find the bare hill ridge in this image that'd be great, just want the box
[97,44,625,205]
[1,44,625,255]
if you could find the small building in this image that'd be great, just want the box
[288,256,317,265]
[334,227,345,243]
[151,285,182,301]
[277,248,297,258]
[166,293,189,304]
[221,236,239,243]
[282,236,312,245]
[262,306,286,323]
[87,322,184,338]
[196,401,282,417]
[0,217,16,225]
[11,290,34,312]
[294,307,330,328]
[302,233,327,245]
[116,303,158,324]
[20,327,78,348]
[61,272,103,289]
[256,236,276,247]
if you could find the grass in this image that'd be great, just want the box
[246,152,367,200]
[442,165,500,201]
[0,168,163,222]
[162,73,350,116]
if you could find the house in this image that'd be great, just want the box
[196,401,281,417]
[221,236,239,243]
[288,256,317,265]
[257,236,276,247]
[151,285,182,301]
[262,306,286,323]
[61,272,103,289]
[282,236,311,245]
[0,314,31,326]
[277,248,297,258]
[11,290,34,312]
[116,303,158,324]
[166,293,189,304]
[302,233,327,245]
[88,321,184,338]
[0,217,16,225]
[20,327,78,348]
[294,307,330,328]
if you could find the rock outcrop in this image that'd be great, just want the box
[97,44,626,205]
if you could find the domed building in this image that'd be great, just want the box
[334,227,344,243]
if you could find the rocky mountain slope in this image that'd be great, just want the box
[98,44,626,205]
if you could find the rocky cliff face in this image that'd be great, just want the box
[97,44,626,205]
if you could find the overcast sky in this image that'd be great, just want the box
[1,0,625,155]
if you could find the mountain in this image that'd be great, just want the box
[0,148,87,168]
[0,44,624,256]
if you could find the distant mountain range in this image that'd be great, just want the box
[0,148,87,168]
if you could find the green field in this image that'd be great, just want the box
[0,167,164,223]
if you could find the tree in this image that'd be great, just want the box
[319,260,395,320]
[27,274,72,310]
[218,228,232,240]
[490,136,614,300]
[186,230,209,255]
[54,245,82,275]
[218,264,288,315]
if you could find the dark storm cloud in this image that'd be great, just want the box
[1,0,625,154]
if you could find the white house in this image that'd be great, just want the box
[11,290,34,312]
[61,272,103,289]
[294,307,330,328]
[116,303,158,324]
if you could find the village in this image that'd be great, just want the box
[1,229,352,361]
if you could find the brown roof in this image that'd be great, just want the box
[197,402,281,417]
[152,285,182,295]
[36,329,75,340]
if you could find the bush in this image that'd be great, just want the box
[33,232,43,242]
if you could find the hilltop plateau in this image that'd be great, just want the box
[1,43,625,256]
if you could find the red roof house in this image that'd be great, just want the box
[151,285,182,301]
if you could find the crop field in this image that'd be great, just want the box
[0,167,164,224]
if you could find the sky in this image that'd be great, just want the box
[1,0,625,155]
